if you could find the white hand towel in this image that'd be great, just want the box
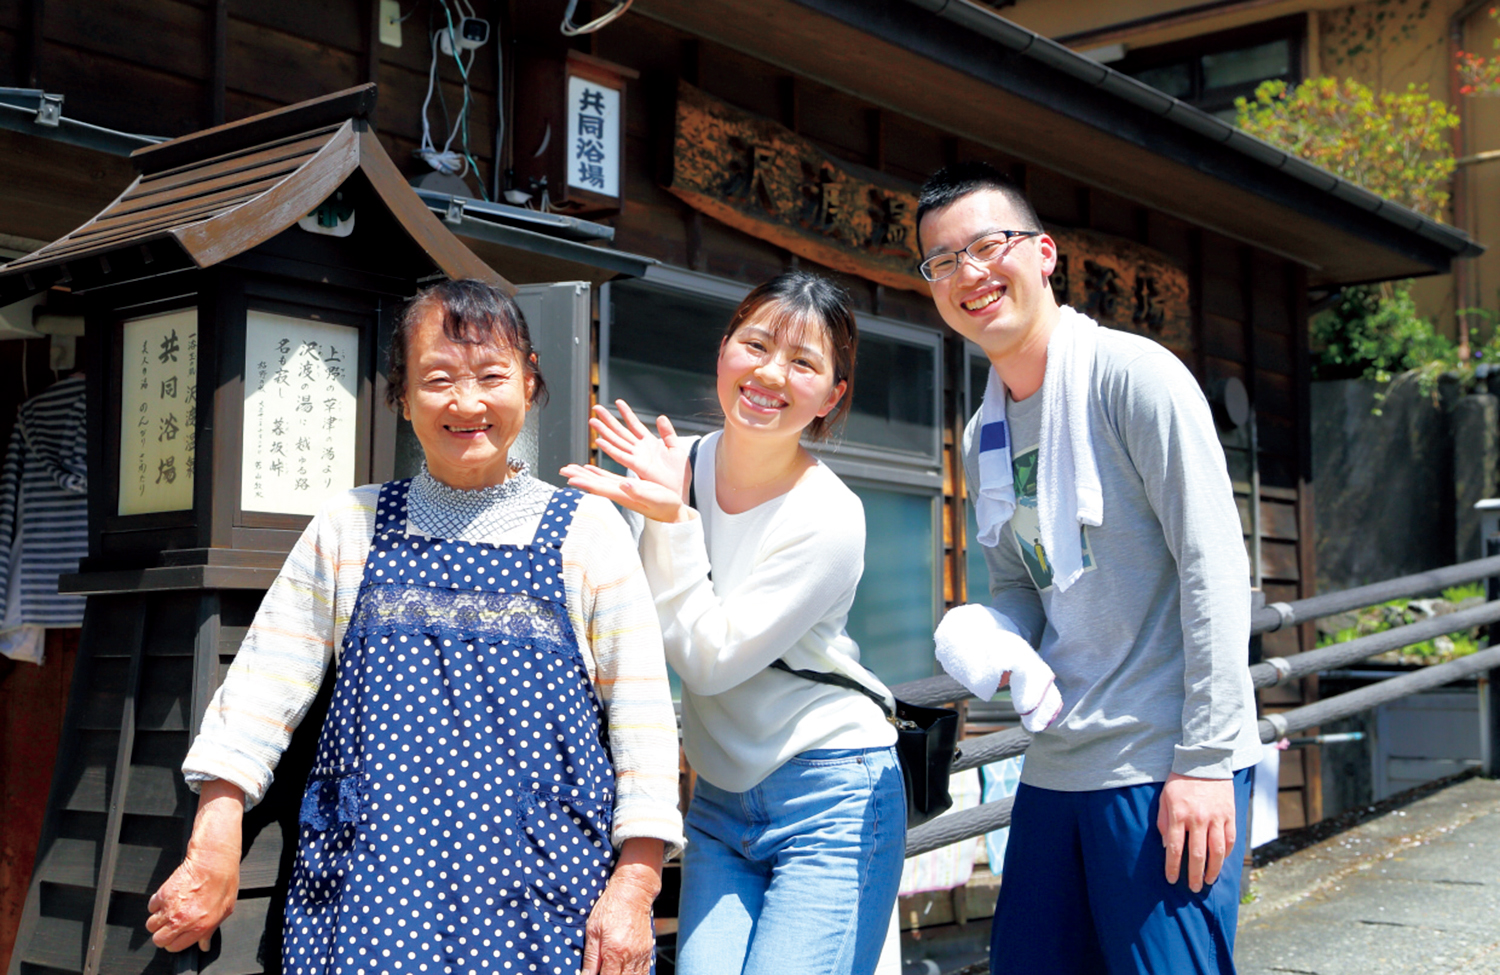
[1037,306,1104,593]
[934,603,1063,733]
[971,305,1104,594]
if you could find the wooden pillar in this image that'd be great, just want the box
[22,0,45,89]
[208,0,228,127]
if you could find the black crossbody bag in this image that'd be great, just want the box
[687,439,961,828]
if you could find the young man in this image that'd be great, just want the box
[918,161,1261,974]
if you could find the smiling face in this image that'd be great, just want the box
[715,307,846,444]
[918,188,1059,365]
[402,306,534,489]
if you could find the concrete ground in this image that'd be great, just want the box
[1236,776,1500,974]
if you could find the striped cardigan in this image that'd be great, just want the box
[183,480,686,856]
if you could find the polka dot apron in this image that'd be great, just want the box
[284,481,620,975]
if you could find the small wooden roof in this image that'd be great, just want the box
[0,84,506,299]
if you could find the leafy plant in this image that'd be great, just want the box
[1310,281,1455,382]
[1316,586,1486,663]
[1456,7,1500,95]
[1235,77,1459,220]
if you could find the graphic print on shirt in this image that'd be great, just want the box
[1010,442,1095,591]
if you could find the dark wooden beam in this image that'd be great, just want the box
[1009,162,1028,195]
[685,210,705,272]
[679,39,700,87]
[364,0,381,88]
[777,76,798,132]
[209,0,228,127]
[23,0,45,89]
[865,108,883,170]
[81,603,147,975]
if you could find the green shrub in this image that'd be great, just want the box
[1311,281,1456,383]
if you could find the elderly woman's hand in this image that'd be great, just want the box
[146,780,244,952]
[581,838,664,975]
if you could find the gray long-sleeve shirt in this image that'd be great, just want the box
[964,326,1261,791]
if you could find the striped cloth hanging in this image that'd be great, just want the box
[0,373,89,636]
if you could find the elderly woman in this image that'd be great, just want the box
[145,279,684,975]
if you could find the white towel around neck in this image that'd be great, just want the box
[973,305,1104,594]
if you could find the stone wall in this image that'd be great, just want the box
[1311,378,1498,593]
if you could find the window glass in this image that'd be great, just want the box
[1133,62,1193,99]
[846,484,938,686]
[608,281,735,425]
[966,495,990,604]
[969,356,990,420]
[843,332,937,456]
[1202,40,1290,91]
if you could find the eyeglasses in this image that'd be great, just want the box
[918,230,1042,282]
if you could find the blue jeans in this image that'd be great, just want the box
[992,769,1254,975]
[674,746,906,975]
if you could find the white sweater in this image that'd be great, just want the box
[638,432,895,792]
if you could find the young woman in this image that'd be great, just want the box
[563,270,904,975]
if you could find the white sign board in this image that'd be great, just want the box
[241,312,360,516]
[118,309,198,515]
[566,74,621,199]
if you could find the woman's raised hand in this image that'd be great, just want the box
[561,401,696,523]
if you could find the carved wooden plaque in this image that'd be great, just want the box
[668,81,926,292]
[1049,228,1192,348]
[669,81,1191,344]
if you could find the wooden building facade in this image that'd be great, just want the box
[0,1,1480,973]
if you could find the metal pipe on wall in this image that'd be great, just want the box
[1450,0,1489,357]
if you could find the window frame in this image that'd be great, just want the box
[1114,15,1304,117]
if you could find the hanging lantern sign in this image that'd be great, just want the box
[515,51,637,215]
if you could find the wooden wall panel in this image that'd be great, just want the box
[1029,168,1085,226]
[1145,210,1193,267]
[883,112,948,187]
[45,0,210,79]
[228,0,361,51]
[1256,370,1296,419]
[1201,270,1246,321]
[696,44,785,125]
[0,29,18,87]
[227,18,363,114]
[1202,312,1246,361]
[1254,326,1294,375]
[796,80,876,168]
[37,41,205,136]
[1088,190,1139,242]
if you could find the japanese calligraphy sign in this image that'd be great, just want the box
[241,312,360,516]
[118,309,198,515]
[1048,229,1191,349]
[566,74,620,201]
[668,81,925,292]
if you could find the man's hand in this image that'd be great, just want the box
[1157,772,1235,893]
[145,780,244,952]
[580,838,664,975]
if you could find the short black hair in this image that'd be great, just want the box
[387,278,549,411]
[916,161,1041,256]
